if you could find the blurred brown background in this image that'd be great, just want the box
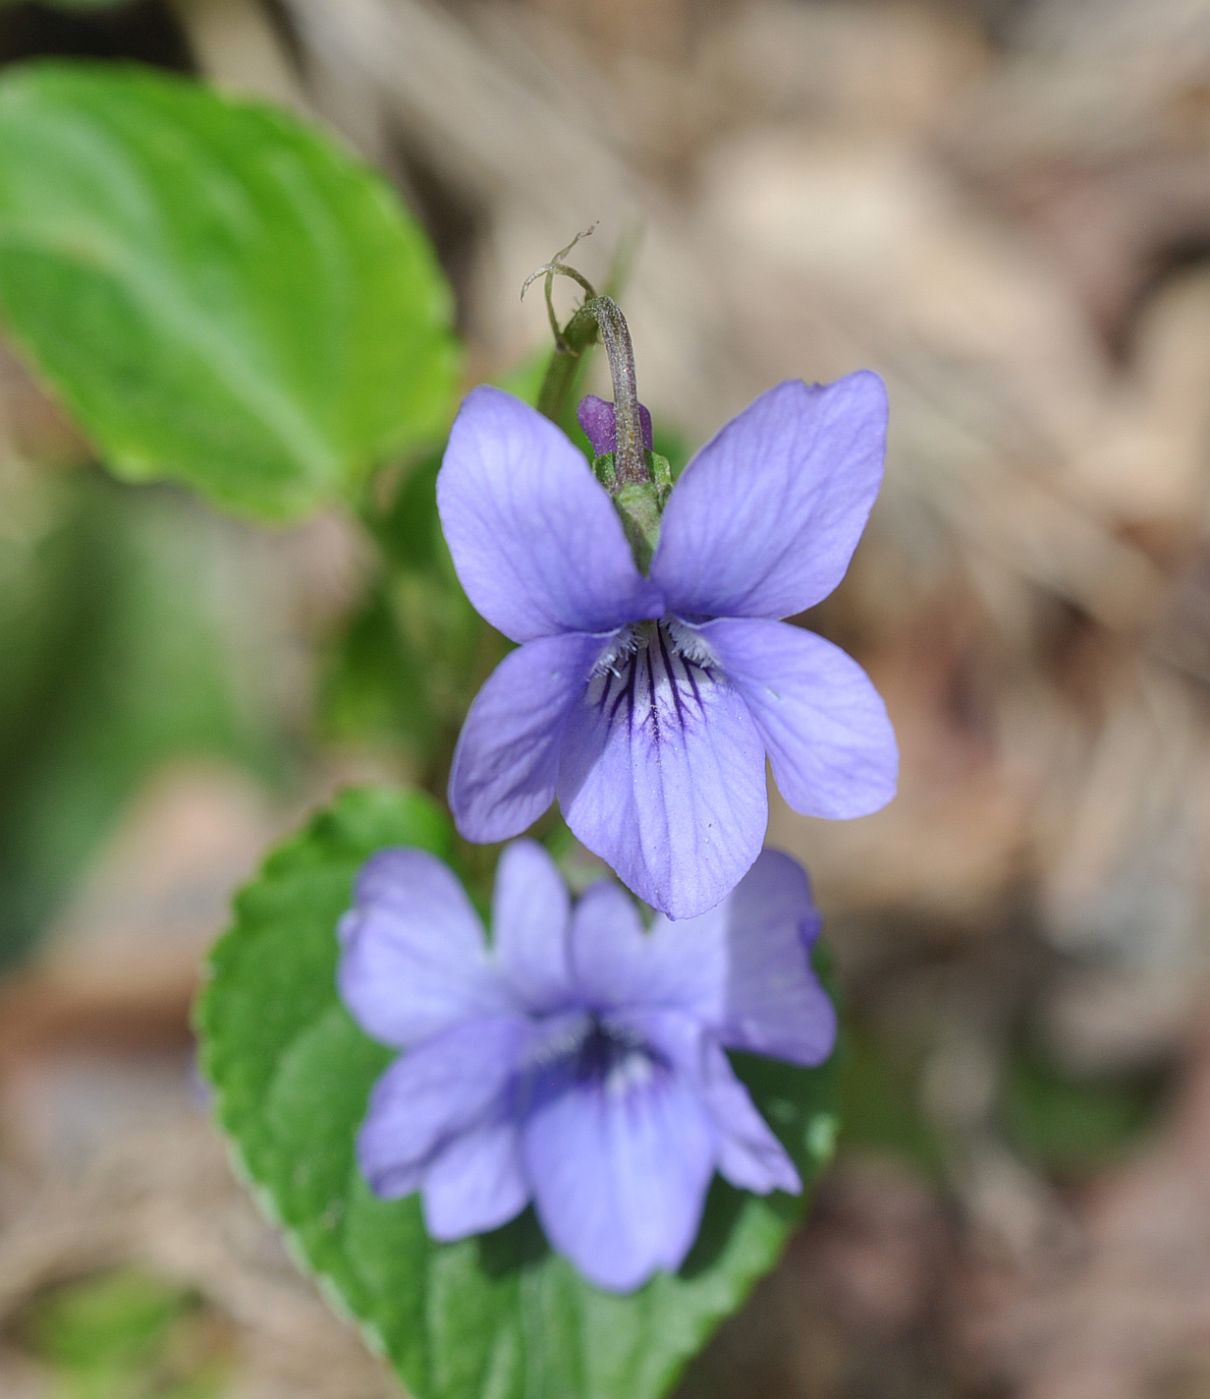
[2,0,1210,1395]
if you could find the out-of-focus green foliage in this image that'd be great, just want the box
[0,63,459,521]
[0,473,282,967]
[321,457,495,787]
[839,1023,946,1178]
[198,786,840,1399]
[1003,1046,1165,1178]
[24,1268,229,1399]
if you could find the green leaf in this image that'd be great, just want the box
[0,63,459,520]
[0,471,283,968]
[199,788,838,1399]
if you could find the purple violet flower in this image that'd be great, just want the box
[438,376,898,920]
[339,840,835,1293]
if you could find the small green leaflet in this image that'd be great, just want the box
[198,787,839,1399]
[0,64,459,520]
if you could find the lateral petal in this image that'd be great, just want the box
[449,632,605,843]
[704,617,898,819]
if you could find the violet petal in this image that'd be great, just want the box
[651,373,888,620]
[449,631,605,843]
[556,630,767,920]
[357,1016,530,1201]
[339,850,514,1048]
[703,616,898,819]
[521,1008,715,1291]
[438,386,662,643]
[492,839,574,1012]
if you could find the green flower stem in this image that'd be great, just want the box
[535,299,600,427]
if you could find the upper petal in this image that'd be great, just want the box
[567,847,836,1068]
[557,628,767,920]
[492,839,574,1012]
[357,1015,530,1202]
[566,878,648,1010]
[437,386,663,642]
[520,1009,716,1292]
[338,849,514,1048]
[670,848,836,1064]
[703,617,898,819]
[651,373,888,619]
[449,632,605,844]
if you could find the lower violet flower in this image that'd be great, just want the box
[338,839,835,1293]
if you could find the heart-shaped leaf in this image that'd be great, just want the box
[0,64,458,520]
[198,788,838,1399]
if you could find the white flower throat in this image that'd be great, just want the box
[588,619,721,740]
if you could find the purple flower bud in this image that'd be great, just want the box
[577,393,654,458]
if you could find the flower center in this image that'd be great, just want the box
[573,1017,660,1098]
[526,1012,666,1103]
[587,620,720,741]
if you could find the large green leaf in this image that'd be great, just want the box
[0,64,458,519]
[198,787,838,1399]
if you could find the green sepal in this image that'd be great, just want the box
[649,451,673,497]
[614,481,664,571]
[592,452,619,491]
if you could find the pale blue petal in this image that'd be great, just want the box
[567,849,835,1067]
[700,1039,801,1194]
[437,386,662,643]
[450,632,604,843]
[651,374,887,619]
[566,879,648,1010]
[492,840,573,1012]
[703,617,897,818]
[521,1010,716,1291]
[357,1016,529,1201]
[557,630,767,920]
[422,1114,529,1241]
[339,850,514,1048]
[649,849,836,1065]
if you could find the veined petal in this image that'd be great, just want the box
[703,617,898,819]
[700,1038,801,1195]
[567,848,835,1067]
[557,625,767,920]
[651,374,888,619]
[450,632,605,844]
[650,848,836,1064]
[422,1114,530,1241]
[339,850,514,1048]
[566,878,648,1010]
[437,386,662,643]
[521,1009,716,1292]
[357,1016,529,1203]
[492,840,573,1012]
